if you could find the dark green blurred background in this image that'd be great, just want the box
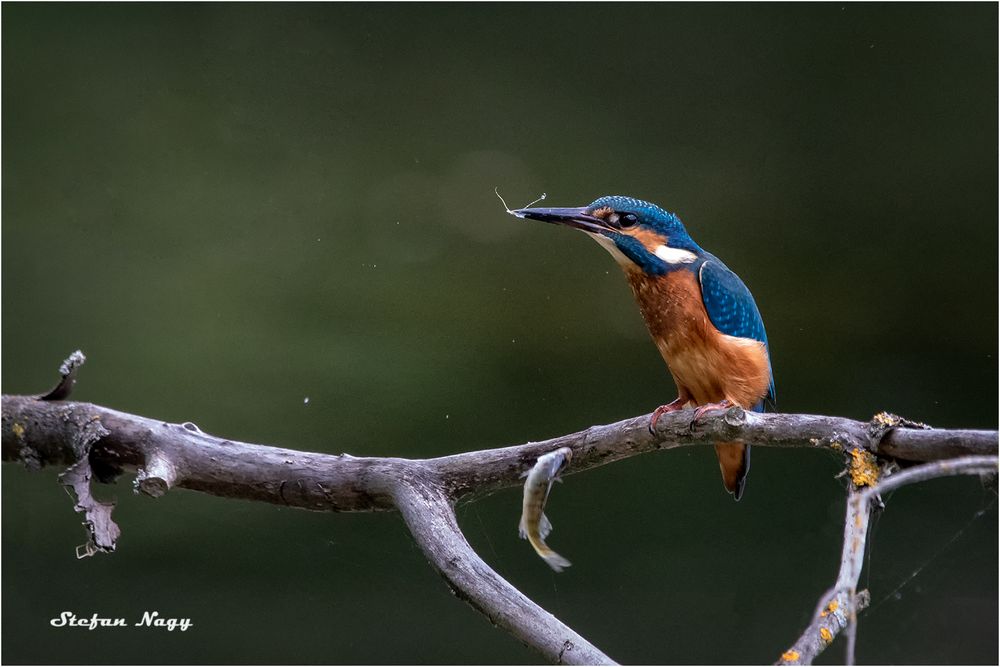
[3,3,997,664]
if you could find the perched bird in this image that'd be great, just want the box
[512,196,774,500]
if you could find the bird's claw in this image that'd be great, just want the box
[648,399,688,434]
[689,399,735,427]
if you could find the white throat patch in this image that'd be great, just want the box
[654,244,698,264]
[587,232,632,267]
[587,235,699,268]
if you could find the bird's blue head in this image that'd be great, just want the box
[512,195,702,275]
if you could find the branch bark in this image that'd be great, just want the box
[777,456,998,666]
[3,365,997,664]
[393,480,614,665]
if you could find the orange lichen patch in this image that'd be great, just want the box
[819,627,833,643]
[780,650,800,663]
[848,448,879,487]
[829,440,843,451]
[820,599,839,617]
[873,411,898,427]
[12,423,25,439]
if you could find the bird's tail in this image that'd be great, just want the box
[715,442,751,501]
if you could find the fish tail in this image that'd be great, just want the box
[526,532,570,572]
[541,549,571,573]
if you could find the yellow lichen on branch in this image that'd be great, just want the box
[848,448,879,487]
[819,627,833,643]
[819,599,838,617]
[872,411,898,428]
[780,649,800,663]
[872,410,929,431]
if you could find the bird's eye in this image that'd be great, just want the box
[620,213,638,227]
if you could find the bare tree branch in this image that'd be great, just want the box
[777,455,998,666]
[393,480,615,665]
[2,352,997,664]
[5,394,995,509]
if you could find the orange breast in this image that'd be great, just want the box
[625,269,771,408]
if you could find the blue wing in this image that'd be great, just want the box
[697,254,775,411]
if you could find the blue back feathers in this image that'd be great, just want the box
[698,255,776,410]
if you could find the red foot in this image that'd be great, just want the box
[691,399,735,424]
[649,398,688,434]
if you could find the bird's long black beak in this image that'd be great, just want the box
[510,206,608,234]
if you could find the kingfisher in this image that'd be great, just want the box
[512,195,774,500]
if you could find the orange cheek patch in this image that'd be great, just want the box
[626,227,669,252]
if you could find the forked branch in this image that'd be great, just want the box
[777,455,997,666]
[2,353,997,664]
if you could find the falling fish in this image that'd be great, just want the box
[518,446,573,572]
